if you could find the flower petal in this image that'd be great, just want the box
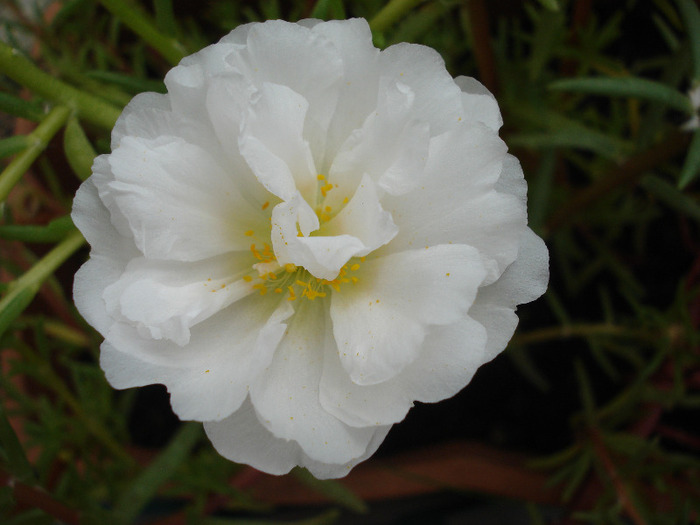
[239,82,317,201]
[108,135,263,261]
[102,295,294,421]
[329,78,430,197]
[454,76,503,132]
[378,42,463,135]
[72,178,138,335]
[381,124,520,284]
[320,317,488,427]
[322,174,398,256]
[271,194,371,280]
[204,397,392,479]
[469,228,549,360]
[330,244,487,385]
[102,253,254,346]
[249,300,379,464]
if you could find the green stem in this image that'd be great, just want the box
[369,0,425,33]
[97,0,187,65]
[0,42,122,130]
[0,106,71,204]
[512,323,648,346]
[0,231,85,318]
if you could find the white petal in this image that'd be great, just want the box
[378,43,463,135]
[322,174,398,256]
[381,124,520,284]
[102,253,254,346]
[204,398,392,479]
[469,228,549,360]
[239,83,317,201]
[72,178,139,335]
[270,194,370,281]
[102,295,294,421]
[309,19,380,167]
[108,135,262,261]
[330,244,487,385]
[329,78,430,197]
[320,318,488,427]
[249,300,379,464]
[454,76,503,132]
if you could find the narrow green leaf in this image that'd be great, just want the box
[678,128,700,188]
[63,117,97,181]
[85,70,166,94]
[642,174,700,218]
[0,92,44,121]
[0,286,38,340]
[197,509,341,525]
[550,77,694,115]
[112,422,202,525]
[536,0,560,10]
[310,0,346,20]
[574,360,597,425]
[0,136,31,160]
[675,0,700,81]
[0,399,34,483]
[0,215,75,243]
[0,230,84,340]
[154,0,178,37]
[293,467,367,514]
[369,0,424,33]
[97,0,187,65]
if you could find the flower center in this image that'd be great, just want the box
[244,239,362,301]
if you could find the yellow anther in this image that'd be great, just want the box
[351,276,359,283]
[274,288,283,294]
[287,286,296,301]
[320,183,334,197]
[350,263,360,271]
[262,201,270,210]
[324,206,332,213]
[285,263,297,273]
[342,197,349,204]
[244,230,254,236]
[243,275,253,282]
[317,174,326,180]
[253,283,267,295]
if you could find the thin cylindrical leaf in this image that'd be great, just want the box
[678,128,700,188]
[0,136,31,160]
[0,399,34,483]
[675,0,700,81]
[0,106,71,203]
[550,76,694,115]
[85,70,166,94]
[311,0,346,19]
[154,0,178,37]
[0,92,44,121]
[0,42,121,130]
[112,422,202,525]
[369,0,424,33]
[0,230,84,340]
[0,215,75,243]
[64,117,97,181]
[642,175,700,219]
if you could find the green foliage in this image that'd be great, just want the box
[0,0,699,523]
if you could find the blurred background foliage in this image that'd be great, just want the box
[0,0,699,523]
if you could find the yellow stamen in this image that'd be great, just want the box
[245,230,254,236]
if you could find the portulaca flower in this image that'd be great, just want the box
[72,18,549,479]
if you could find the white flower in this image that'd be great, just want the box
[72,18,549,479]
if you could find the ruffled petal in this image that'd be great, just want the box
[378,43,463,135]
[249,300,379,464]
[72,178,139,335]
[239,82,317,201]
[204,398,392,479]
[102,253,254,346]
[330,244,486,385]
[329,78,430,197]
[108,135,262,261]
[381,124,519,285]
[320,317,488,427]
[321,174,398,256]
[469,228,549,360]
[454,76,503,132]
[102,295,294,421]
